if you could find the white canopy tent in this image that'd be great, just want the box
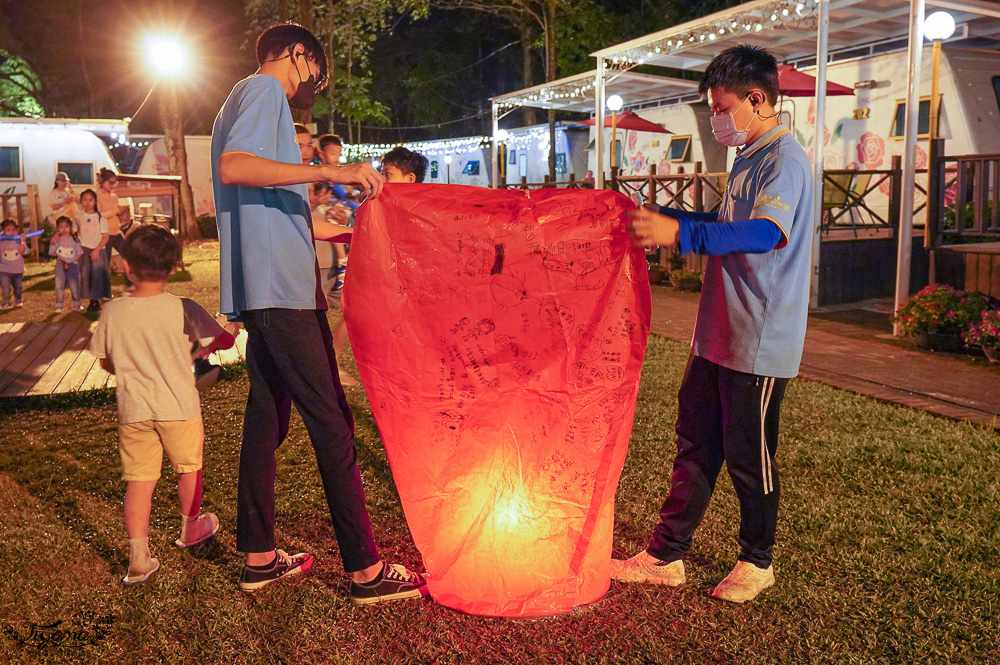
[590,0,1000,309]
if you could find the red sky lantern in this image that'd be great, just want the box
[345,185,651,616]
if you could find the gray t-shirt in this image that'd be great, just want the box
[691,127,814,379]
[90,293,224,424]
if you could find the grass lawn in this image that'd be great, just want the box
[0,243,223,324]
[1,247,998,664]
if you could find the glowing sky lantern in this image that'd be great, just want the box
[345,185,650,616]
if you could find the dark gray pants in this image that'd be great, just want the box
[648,355,788,568]
[236,308,379,573]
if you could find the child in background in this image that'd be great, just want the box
[0,218,27,310]
[117,204,137,295]
[49,216,85,312]
[90,225,235,585]
[75,189,110,312]
[316,134,354,295]
[380,146,429,184]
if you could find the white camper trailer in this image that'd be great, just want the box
[136,135,215,217]
[0,117,121,199]
[498,123,589,186]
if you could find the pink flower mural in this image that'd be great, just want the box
[857,132,886,169]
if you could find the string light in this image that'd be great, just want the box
[344,136,492,161]
[602,0,817,70]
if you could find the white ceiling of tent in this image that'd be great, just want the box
[591,0,1000,73]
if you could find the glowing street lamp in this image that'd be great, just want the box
[606,95,623,170]
[146,37,188,77]
[924,11,954,142]
[923,11,955,253]
[135,35,199,239]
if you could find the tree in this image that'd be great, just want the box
[243,0,431,140]
[160,84,200,240]
[433,1,558,177]
[0,51,44,117]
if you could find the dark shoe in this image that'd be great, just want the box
[239,549,313,592]
[87,300,101,312]
[194,358,227,392]
[349,562,428,605]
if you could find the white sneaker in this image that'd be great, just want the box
[54,305,64,314]
[712,561,774,603]
[610,551,685,586]
[175,513,220,549]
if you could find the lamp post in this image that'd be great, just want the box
[496,129,509,186]
[923,11,955,262]
[144,36,199,239]
[444,155,453,184]
[606,95,623,171]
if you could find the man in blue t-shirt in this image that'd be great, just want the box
[211,22,425,605]
[612,45,814,604]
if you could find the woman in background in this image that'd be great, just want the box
[48,172,80,223]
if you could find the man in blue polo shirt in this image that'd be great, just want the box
[612,44,813,603]
[211,22,425,604]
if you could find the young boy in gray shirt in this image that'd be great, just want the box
[90,225,235,584]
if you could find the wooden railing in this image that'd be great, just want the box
[499,173,594,190]
[820,159,903,233]
[610,162,729,214]
[927,139,1000,245]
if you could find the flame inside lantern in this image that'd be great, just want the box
[345,184,650,616]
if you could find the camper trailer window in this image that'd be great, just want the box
[667,136,692,162]
[462,161,480,176]
[508,150,517,165]
[0,146,21,180]
[430,161,439,179]
[555,153,566,174]
[57,163,95,186]
[992,77,1000,114]
[890,98,931,138]
[518,154,527,178]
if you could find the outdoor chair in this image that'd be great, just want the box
[821,173,853,231]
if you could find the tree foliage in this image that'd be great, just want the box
[0,50,44,117]
[243,0,430,136]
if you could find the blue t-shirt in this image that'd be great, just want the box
[211,74,324,320]
[692,127,814,378]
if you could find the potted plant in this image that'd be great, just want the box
[962,309,1000,362]
[670,268,703,292]
[647,263,668,284]
[890,284,989,352]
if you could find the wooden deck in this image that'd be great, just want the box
[0,321,247,399]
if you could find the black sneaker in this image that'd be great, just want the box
[194,358,227,391]
[87,300,101,312]
[238,549,313,592]
[349,562,428,605]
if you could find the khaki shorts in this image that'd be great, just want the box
[118,415,204,481]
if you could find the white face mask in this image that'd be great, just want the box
[710,96,755,147]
